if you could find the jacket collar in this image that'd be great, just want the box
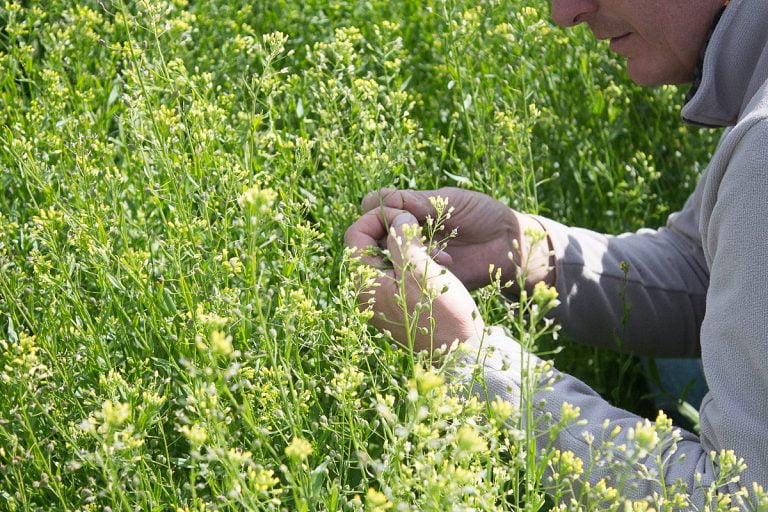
[682,0,768,127]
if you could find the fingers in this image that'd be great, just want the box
[346,199,455,269]
[431,247,453,267]
[361,189,437,222]
[387,212,455,292]
[357,210,483,352]
[344,206,406,267]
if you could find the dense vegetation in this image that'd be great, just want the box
[0,0,737,510]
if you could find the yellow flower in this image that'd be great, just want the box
[210,330,233,357]
[248,467,280,494]
[415,367,445,395]
[490,397,515,422]
[552,449,584,478]
[366,488,392,511]
[330,366,364,397]
[238,185,277,213]
[195,306,229,329]
[228,447,253,465]
[532,280,559,310]
[629,420,659,453]
[456,425,487,455]
[180,424,207,447]
[285,437,313,461]
[561,402,581,422]
[101,400,130,428]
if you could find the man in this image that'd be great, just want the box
[345,0,768,505]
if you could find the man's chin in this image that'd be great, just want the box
[626,58,692,87]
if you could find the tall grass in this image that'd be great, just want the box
[0,0,730,510]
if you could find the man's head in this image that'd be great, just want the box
[551,0,725,86]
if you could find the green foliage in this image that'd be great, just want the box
[0,0,747,510]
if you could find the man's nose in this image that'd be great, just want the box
[551,0,598,27]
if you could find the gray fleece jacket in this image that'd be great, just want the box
[464,0,768,505]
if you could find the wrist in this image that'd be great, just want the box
[505,211,556,295]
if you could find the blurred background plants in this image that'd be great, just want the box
[0,0,722,509]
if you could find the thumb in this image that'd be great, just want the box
[387,213,452,288]
[387,212,423,269]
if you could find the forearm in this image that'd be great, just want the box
[457,330,737,509]
[502,208,708,357]
[508,211,557,292]
[541,215,707,357]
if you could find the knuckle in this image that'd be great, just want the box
[362,190,377,205]
[379,188,403,207]
[343,226,355,245]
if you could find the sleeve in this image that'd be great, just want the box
[531,182,710,357]
[457,330,737,510]
[457,122,768,507]
[695,121,768,500]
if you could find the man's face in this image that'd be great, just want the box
[551,0,723,85]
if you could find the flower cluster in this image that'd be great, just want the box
[0,0,743,510]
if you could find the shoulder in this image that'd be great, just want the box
[717,76,768,167]
[701,117,768,262]
[723,117,768,183]
[742,76,768,124]
[705,112,768,195]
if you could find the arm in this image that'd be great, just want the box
[458,329,733,509]
[356,186,710,358]
[519,186,709,357]
[463,121,768,506]
[694,121,768,502]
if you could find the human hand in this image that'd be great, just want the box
[360,188,552,292]
[344,207,485,353]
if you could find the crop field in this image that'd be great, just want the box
[0,0,726,510]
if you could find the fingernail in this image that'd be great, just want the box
[393,213,414,228]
